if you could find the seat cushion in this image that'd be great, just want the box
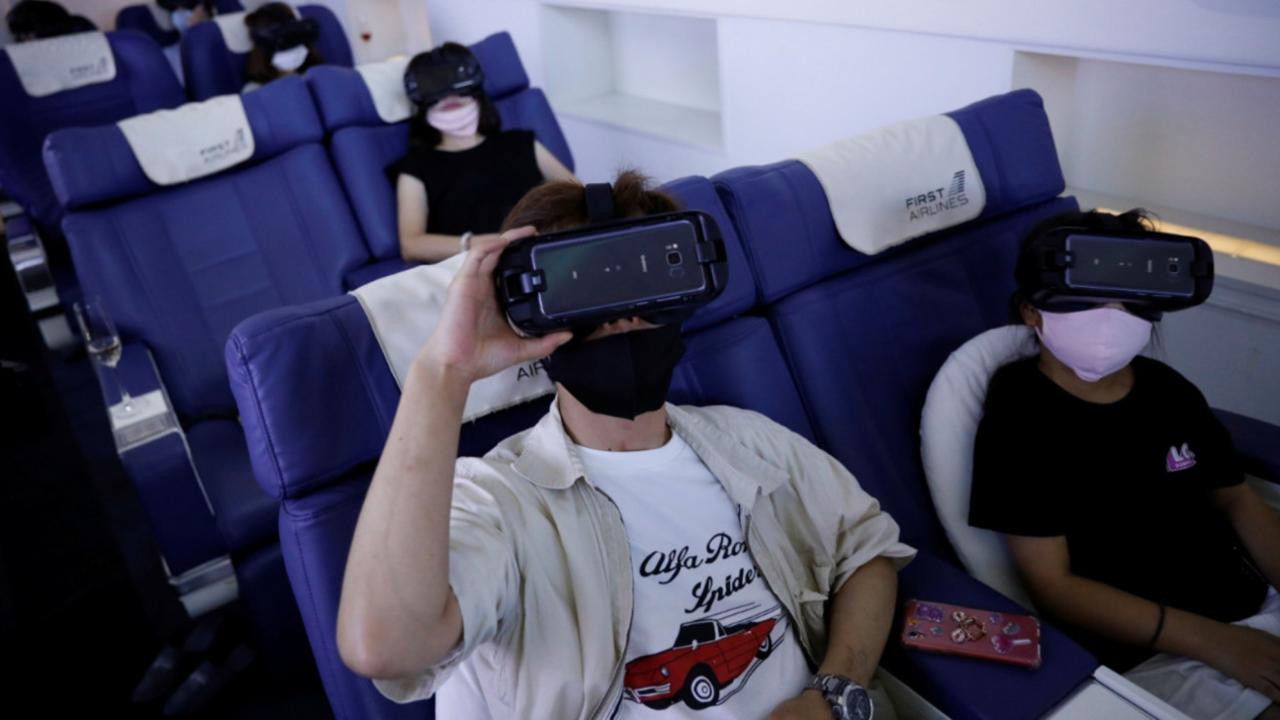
[186,418,278,554]
[770,197,1077,554]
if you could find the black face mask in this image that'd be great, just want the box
[543,324,686,420]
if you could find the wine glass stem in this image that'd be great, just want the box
[104,364,132,412]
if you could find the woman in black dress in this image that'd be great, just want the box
[391,42,576,264]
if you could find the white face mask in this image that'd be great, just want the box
[271,45,309,73]
[426,96,480,138]
[171,9,194,33]
[1036,307,1152,383]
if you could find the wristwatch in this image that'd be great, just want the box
[807,673,873,720]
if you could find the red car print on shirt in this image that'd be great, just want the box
[623,614,786,710]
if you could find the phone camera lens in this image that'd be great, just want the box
[666,251,682,266]
[1168,262,1180,274]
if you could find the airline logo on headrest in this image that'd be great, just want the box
[198,129,250,166]
[904,170,971,222]
[68,56,111,82]
[515,360,545,381]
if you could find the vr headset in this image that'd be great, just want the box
[249,17,319,53]
[404,46,485,107]
[1018,225,1213,320]
[496,183,728,337]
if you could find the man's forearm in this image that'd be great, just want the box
[337,359,469,676]
[818,556,898,686]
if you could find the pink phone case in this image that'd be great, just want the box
[901,599,1042,669]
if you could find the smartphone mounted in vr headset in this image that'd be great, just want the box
[249,17,320,53]
[1021,226,1213,318]
[404,47,485,107]
[495,183,728,337]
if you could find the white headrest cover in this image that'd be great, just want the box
[920,325,1038,607]
[117,95,255,186]
[212,11,253,53]
[797,114,987,255]
[351,258,554,422]
[355,55,412,124]
[4,32,117,98]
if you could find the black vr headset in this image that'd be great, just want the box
[1017,225,1214,320]
[496,183,729,337]
[404,46,485,107]
[249,16,319,53]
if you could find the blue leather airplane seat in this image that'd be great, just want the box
[181,3,352,101]
[714,89,1097,718]
[43,76,370,674]
[308,31,574,289]
[0,31,183,238]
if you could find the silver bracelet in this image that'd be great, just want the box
[459,231,474,254]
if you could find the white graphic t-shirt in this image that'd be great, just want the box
[576,432,812,718]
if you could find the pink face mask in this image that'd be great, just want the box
[1036,307,1152,383]
[426,97,480,138]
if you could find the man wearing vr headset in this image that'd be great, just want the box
[338,171,914,720]
[242,3,322,91]
[390,43,576,266]
[969,209,1280,720]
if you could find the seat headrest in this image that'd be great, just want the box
[715,89,1065,304]
[920,324,1039,606]
[309,32,531,133]
[211,11,255,53]
[3,31,116,97]
[470,31,529,99]
[44,76,322,209]
[796,113,987,255]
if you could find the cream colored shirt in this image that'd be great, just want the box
[373,400,917,719]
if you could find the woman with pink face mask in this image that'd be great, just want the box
[969,209,1280,720]
[389,43,576,264]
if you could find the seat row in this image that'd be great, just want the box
[225,88,1101,719]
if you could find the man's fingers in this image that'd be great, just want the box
[516,331,571,365]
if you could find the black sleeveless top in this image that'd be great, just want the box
[389,130,543,235]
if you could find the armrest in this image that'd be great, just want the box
[1214,408,1280,484]
[882,550,1098,720]
[92,339,228,576]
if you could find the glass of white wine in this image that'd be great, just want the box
[74,297,135,418]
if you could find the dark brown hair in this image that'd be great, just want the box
[244,3,323,86]
[501,169,681,234]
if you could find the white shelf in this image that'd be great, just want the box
[541,3,724,151]
[557,92,723,150]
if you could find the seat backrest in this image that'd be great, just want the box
[920,325,1039,606]
[115,2,246,48]
[308,32,574,264]
[713,89,1074,556]
[181,3,352,101]
[45,76,369,424]
[0,31,183,235]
